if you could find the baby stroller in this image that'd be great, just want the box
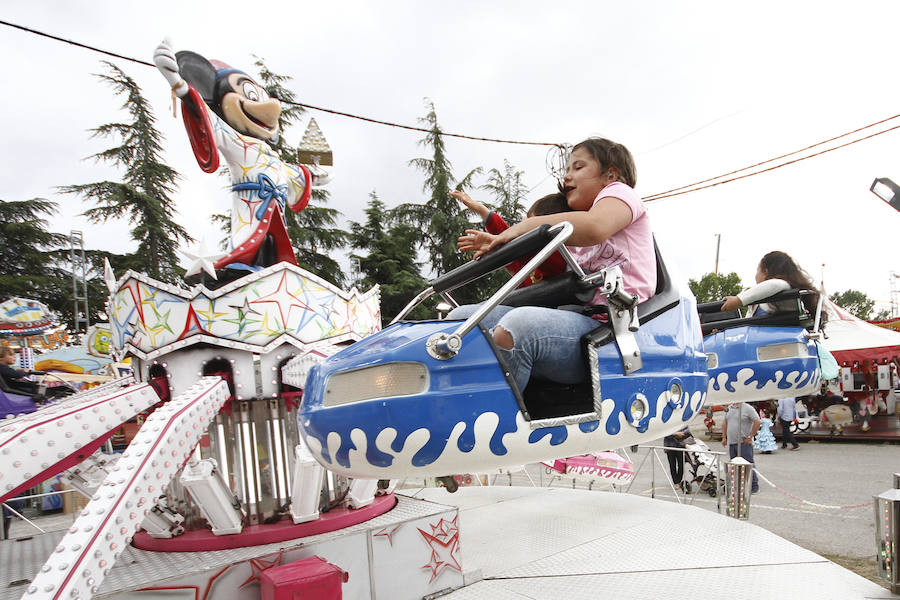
[682,438,723,497]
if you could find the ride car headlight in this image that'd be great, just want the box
[324,362,428,406]
[757,342,807,361]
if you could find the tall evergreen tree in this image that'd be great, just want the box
[253,58,350,287]
[403,100,482,276]
[349,192,428,322]
[481,159,528,224]
[395,100,493,304]
[0,198,69,312]
[60,62,190,283]
[0,198,129,328]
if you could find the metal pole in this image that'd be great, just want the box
[714,234,721,274]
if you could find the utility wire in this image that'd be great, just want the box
[275,97,563,146]
[4,18,900,199]
[0,19,154,67]
[646,123,900,202]
[0,19,560,147]
[645,113,900,201]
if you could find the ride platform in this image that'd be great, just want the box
[2,487,890,599]
[414,486,890,600]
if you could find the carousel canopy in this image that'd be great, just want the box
[821,300,900,365]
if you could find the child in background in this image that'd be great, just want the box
[754,407,777,454]
[721,251,820,317]
[451,190,571,287]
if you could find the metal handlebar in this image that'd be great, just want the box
[425,222,575,360]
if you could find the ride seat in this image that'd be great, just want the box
[696,289,816,336]
[519,241,680,420]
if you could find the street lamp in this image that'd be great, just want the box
[870,177,900,211]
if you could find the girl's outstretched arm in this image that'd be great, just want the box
[478,196,634,256]
[451,190,490,220]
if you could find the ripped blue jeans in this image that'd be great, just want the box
[446,304,599,392]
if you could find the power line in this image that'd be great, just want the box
[0,19,154,67]
[646,123,900,202]
[276,97,563,146]
[0,19,561,147]
[4,18,900,201]
[645,113,900,201]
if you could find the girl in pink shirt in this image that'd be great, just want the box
[451,138,656,392]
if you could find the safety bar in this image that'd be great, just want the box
[696,288,816,314]
[431,224,556,294]
[391,223,573,325]
[697,288,822,336]
[425,222,575,359]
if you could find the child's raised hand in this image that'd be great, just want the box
[458,229,496,258]
[451,190,490,220]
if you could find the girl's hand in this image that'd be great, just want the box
[459,228,517,259]
[458,229,496,257]
[451,190,490,220]
[721,296,742,311]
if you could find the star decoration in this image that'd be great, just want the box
[430,517,456,538]
[195,298,228,329]
[181,239,226,280]
[373,524,402,547]
[225,297,262,337]
[418,516,461,583]
[240,551,283,588]
[249,271,310,330]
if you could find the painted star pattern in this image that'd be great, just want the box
[418,516,461,583]
[109,265,380,357]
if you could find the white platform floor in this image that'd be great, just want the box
[407,486,895,600]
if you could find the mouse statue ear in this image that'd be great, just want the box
[176,51,217,105]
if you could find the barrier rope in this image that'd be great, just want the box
[753,467,874,510]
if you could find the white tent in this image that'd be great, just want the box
[822,301,900,365]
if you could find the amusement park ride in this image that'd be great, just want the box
[0,39,828,600]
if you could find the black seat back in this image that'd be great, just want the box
[697,289,815,336]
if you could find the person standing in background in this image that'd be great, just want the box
[722,401,761,494]
[777,396,801,450]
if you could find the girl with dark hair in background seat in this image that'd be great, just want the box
[720,250,821,317]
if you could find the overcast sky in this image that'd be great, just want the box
[4,2,900,313]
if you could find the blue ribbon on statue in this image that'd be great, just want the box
[232,174,289,221]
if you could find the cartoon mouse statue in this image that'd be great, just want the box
[153,38,330,281]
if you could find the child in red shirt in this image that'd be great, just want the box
[451,190,569,287]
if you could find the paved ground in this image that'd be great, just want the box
[7,427,899,590]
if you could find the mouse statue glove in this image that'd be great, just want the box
[153,38,189,97]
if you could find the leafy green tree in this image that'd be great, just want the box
[873,308,893,321]
[253,59,349,287]
[830,289,875,320]
[688,272,743,304]
[481,159,528,224]
[349,192,429,322]
[59,62,190,283]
